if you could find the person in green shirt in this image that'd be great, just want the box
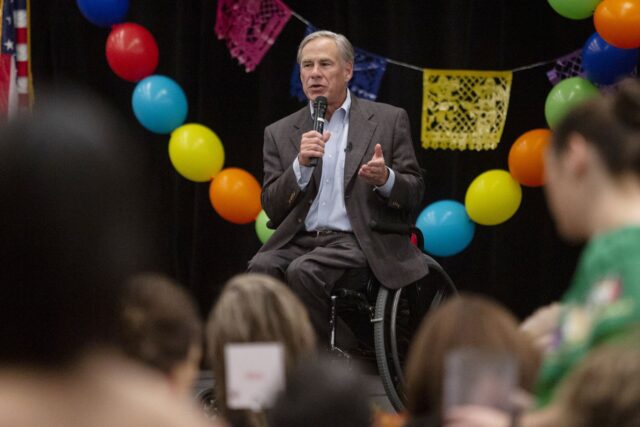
[443,80,640,427]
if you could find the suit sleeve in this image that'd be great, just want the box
[261,126,306,227]
[385,109,424,211]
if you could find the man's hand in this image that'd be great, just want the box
[358,144,389,186]
[298,130,330,166]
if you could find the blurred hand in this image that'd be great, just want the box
[521,303,562,352]
[444,405,511,427]
[358,144,389,186]
[299,130,330,166]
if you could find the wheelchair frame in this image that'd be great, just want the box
[330,226,457,411]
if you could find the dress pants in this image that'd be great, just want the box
[248,231,368,351]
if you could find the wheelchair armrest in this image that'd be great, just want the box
[369,220,412,235]
[369,220,425,249]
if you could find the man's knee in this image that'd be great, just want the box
[247,252,282,279]
[284,257,308,285]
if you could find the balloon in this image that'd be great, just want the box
[77,0,129,27]
[209,168,262,224]
[465,170,522,226]
[544,77,599,128]
[508,129,552,187]
[416,200,475,257]
[582,32,639,85]
[255,210,275,244]
[132,76,188,134]
[594,0,640,48]
[106,23,159,82]
[548,0,601,19]
[169,124,224,182]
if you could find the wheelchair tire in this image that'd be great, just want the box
[373,286,405,411]
[374,258,457,412]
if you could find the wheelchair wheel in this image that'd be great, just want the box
[373,257,456,411]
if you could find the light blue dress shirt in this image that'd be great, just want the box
[293,91,395,231]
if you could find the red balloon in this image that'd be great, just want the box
[594,0,640,48]
[105,23,159,82]
[508,129,551,187]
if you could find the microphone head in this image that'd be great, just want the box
[315,96,328,118]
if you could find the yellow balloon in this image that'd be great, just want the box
[465,169,522,226]
[168,123,225,182]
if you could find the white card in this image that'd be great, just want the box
[224,342,285,411]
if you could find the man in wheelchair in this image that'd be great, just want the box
[248,29,427,352]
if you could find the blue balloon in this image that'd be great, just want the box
[582,32,638,86]
[76,0,129,27]
[132,75,188,134]
[416,200,475,257]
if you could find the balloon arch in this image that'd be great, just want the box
[75,0,640,255]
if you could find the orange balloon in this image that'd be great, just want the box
[508,129,551,187]
[594,0,640,48]
[209,168,262,224]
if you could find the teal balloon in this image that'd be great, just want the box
[545,77,599,128]
[548,0,601,20]
[416,200,475,257]
[132,75,188,134]
[255,210,275,244]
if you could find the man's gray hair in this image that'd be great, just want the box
[296,30,355,65]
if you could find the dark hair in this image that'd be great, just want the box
[0,89,155,367]
[552,79,640,176]
[118,273,202,375]
[404,293,541,421]
[267,357,371,427]
[556,338,640,427]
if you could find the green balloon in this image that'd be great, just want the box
[545,77,599,128]
[255,210,275,244]
[548,0,601,20]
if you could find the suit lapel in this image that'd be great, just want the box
[290,106,313,153]
[344,96,377,188]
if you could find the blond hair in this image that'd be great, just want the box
[206,273,316,426]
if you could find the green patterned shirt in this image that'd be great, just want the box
[536,226,640,407]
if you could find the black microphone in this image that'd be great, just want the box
[309,96,328,167]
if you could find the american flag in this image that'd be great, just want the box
[1,0,32,118]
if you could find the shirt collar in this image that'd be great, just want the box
[309,90,352,122]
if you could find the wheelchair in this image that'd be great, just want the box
[328,221,457,411]
[194,222,457,416]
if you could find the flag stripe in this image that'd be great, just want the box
[15,27,26,43]
[1,0,32,118]
[0,54,11,114]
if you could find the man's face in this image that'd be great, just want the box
[299,37,353,111]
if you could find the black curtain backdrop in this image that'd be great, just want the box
[31,1,594,318]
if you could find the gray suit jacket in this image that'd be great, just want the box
[258,96,428,289]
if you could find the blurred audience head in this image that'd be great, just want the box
[545,78,640,241]
[552,339,640,427]
[205,273,316,425]
[0,88,155,368]
[118,273,203,397]
[267,356,371,427]
[404,293,541,422]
